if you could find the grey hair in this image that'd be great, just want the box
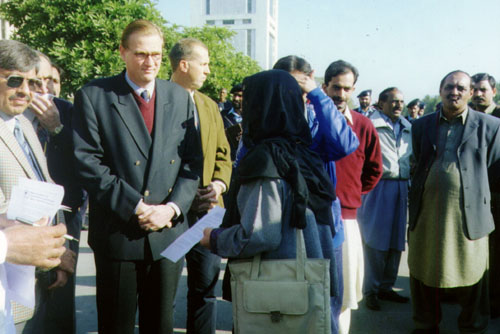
[0,40,39,72]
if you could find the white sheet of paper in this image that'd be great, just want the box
[161,206,226,263]
[6,177,64,223]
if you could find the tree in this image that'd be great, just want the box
[422,94,440,114]
[0,0,260,100]
[0,0,168,97]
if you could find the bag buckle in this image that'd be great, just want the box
[270,311,282,323]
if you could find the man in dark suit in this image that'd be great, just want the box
[72,20,201,334]
[170,38,232,334]
[408,70,500,333]
[22,52,83,334]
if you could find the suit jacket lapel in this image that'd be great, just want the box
[460,108,479,146]
[0,116,37,180]
[194,92,210,156]
[426,112,439,153]
[113,76,151,159]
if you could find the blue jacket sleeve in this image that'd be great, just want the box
[307,88,359,162]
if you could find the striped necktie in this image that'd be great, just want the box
[13,118,45,181]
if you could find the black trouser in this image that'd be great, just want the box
[94,250,184,334]
[185,242,221,334]
[410,274,490,333]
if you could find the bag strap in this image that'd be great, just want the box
[250,228,307,282]
[296,229,306,281]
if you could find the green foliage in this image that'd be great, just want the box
[0,0,261,100]
[0,0,167,98]
[422,95,440,114]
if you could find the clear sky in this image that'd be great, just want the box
[157,0,500,103]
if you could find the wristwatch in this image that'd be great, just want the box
[51,124,64,136]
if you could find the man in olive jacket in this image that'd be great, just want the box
[170,38,232,334]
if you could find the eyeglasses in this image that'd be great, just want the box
[133,51,162,62]
[0,75,43,90]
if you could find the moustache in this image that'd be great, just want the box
[332,96,345,103]
[473,96,485,102]
[9,94,30,102]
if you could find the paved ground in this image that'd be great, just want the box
[75,231,500,333]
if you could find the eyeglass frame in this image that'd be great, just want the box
[0,74,43,90]
[129,50,162,62]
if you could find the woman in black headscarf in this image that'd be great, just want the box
[200,69,338,326]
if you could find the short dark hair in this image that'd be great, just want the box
[121,19,163,49]
[471,72,496,90]
[0,40,39,72]
[168,38,208,71]
[407,98,422,108]
[324,60,359,86]
[230,83,243,94]
[439,70,471,90]
[273,55,312,75]
[378,87,399,103]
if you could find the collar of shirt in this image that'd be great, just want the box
[124,71,155,99]
[343,106,354,125]
[228,108,242,122]
[0,110,16,133]
[379,111,401,126]
[439,107,468,125]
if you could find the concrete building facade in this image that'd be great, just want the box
[190,0,278,70]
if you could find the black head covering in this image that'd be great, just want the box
[226,70,335,230]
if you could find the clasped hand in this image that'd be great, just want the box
[136,202,175,232]
[191,182,223,213]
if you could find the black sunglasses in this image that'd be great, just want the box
[1,75,42,90]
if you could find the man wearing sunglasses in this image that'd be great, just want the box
[0,40,65,333]
[72,20,201,334]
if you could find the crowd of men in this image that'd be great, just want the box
[0,17,499,334]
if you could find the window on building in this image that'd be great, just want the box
[208,0,246,15]
[268,33,276,69]
[223,19,235,25]
[247,0,255,13]
[269,0,275,18]
[242,19,251,24]
[247,29,255,58]
[206,20,215,25]
[206,0,211,15]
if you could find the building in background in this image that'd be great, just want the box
[190,0,278,69]
[0,0,13,39]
